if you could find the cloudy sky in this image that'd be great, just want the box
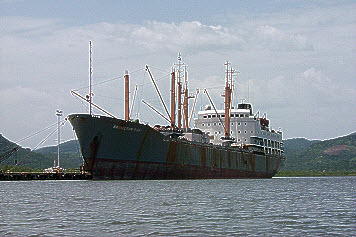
[1,0,355,149]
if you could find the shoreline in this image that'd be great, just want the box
[275,170,356,177]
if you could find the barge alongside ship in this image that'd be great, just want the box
[69,50,285,179]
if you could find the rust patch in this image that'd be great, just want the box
[227,151,231,169]
[235,153,239,169]
[201,146,206,167]
[250,154,256,172]
[88,133,102,173]
[136,128,150,161]
[213,149,218,168]
[166,141,178,164]
[266,156,270,173]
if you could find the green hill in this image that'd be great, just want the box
[0,134,83,171]
[283,138,320,156]
[35,140,80,154]
[282,133,356,172]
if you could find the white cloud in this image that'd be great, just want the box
[0,2,355,148]
[254,25,313,51]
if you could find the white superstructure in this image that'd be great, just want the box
[194,103,284,155]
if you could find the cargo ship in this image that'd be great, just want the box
[69,49,285,179]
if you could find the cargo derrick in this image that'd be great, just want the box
[223,61,233,140]
[175,53,184,129]
[170,68,176,129]
[124,71,130,121]
[68,46,285,179]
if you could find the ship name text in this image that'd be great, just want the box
[113,125,141,132]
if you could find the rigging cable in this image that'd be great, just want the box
[15,121,60,145]
[8,119,68,172]
[74,67,145,92]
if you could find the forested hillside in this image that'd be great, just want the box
[282,133,356,171]
[0,134,82,171]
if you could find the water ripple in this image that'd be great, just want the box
[0,177,355,236]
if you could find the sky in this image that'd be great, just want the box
[0,0,355,149]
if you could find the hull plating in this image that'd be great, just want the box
[69,114,285,180]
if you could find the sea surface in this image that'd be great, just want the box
[0,177,355,236]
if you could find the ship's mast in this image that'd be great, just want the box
[224,61,234,139]
[170,68,176,129]
[124,70,130,121]
[175,53,184,129]
[89,41,93,116]
[183,65,189,129]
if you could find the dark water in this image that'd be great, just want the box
[0,177,355,236]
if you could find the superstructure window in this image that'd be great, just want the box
[208,115,211,118]
[240,114,244,117]
[203,115,207,119]
[212,114,216,118]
